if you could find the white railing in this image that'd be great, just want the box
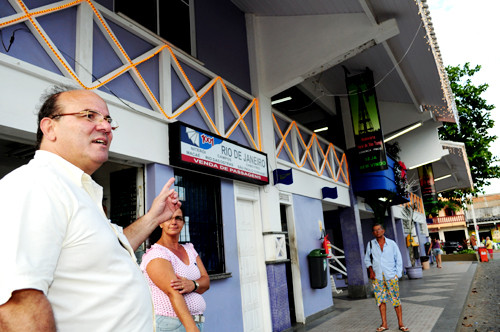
[272,110,349,185]
[327,243,345,294]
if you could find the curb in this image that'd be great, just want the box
[454,261,479,332]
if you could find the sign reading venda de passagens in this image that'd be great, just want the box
[169,122,269,185]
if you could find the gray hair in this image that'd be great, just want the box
[36,84,80,149]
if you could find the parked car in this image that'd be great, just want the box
[442,241,463,254]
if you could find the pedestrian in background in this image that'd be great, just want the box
[428,238,443,268]
[470,233,478,250]
[485,236,494,260]
[365,223,409,332]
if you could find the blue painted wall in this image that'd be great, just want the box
[292,194,333,318]
[203,179,244,332]
[146,163,175,209]
[195,0,251,94]
[0,1,62,75]
[146,166,243,331]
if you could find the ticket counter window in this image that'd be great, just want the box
[173,169,225,275]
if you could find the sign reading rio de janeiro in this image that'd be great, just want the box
[169,122,269,185]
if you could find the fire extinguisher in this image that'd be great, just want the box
[323,234,331,256]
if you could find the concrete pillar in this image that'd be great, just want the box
[415,223,427,262]
[394,218,411,270]
[384,214,397,242]
[339,188,371,298]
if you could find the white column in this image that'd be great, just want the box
[75,1,94,85]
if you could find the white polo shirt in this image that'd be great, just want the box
[0,151,153,331]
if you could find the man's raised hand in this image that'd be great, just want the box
[149,177,182,226]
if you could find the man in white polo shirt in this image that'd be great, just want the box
[0,87,180,331]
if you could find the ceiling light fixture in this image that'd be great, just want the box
[434,174,452,182]
[314,127,328,133]
[384,122,422,142]
[408,158,441,170]
[271,96,292,105]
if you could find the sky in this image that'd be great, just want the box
[427,0,500,195]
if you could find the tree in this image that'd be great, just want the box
[439,63,500,205]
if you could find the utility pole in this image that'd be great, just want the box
[468,191,479,241]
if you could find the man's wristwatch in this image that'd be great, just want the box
[192,280,199,292]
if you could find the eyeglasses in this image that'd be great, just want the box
[50,109,119,130]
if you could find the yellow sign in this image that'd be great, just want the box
[493,229,500,242]
[406,234,419,247]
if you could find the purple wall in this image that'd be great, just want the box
[0,2,62,75]
[202,179,244,332]
[292,194,333,318]
[394,218,411,269]
[195,0,251,93]
[145,163,175,210]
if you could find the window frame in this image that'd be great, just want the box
[173,168,226,275]
[113,0,197,57]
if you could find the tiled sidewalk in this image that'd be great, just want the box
[292,260,478,332]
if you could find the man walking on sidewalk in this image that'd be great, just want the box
[485,236,494,260]
[364,223,409,332]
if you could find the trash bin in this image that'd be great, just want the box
[307,249,328,289]
[420,256,430,270]
[478,248,489,262]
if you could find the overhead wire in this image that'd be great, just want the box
[0,27,30,52]
[285,22,424,112]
